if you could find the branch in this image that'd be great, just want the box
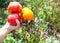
[36,0,38,16]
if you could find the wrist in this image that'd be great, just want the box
[1,26,11,34]
[0,27,10,37]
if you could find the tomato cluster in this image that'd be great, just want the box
[7,1,34,26]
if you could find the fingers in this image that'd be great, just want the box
[16,19,20,28]
[6,19,20,31]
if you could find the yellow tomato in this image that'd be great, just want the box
[22,7,34,21]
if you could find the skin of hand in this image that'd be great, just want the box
[4,19,20,31]
[0,19,20,43]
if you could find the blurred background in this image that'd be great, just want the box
[0,0,60,43]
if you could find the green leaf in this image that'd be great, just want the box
[40,24,48,29]
[4,10,9,15]
[38,12,45,20]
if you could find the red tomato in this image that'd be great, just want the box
[7,14,21,26]
[8,1,22,13]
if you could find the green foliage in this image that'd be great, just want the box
[4,10,9,15]
[38,12,45,20]
[46,36,57,43]
[40,24,48,29]
[0,0,10,8]
[0,0,60,43]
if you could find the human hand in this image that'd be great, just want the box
[3,19,20,32]
[0,20,20,43]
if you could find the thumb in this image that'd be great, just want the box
[16,19,20,28]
